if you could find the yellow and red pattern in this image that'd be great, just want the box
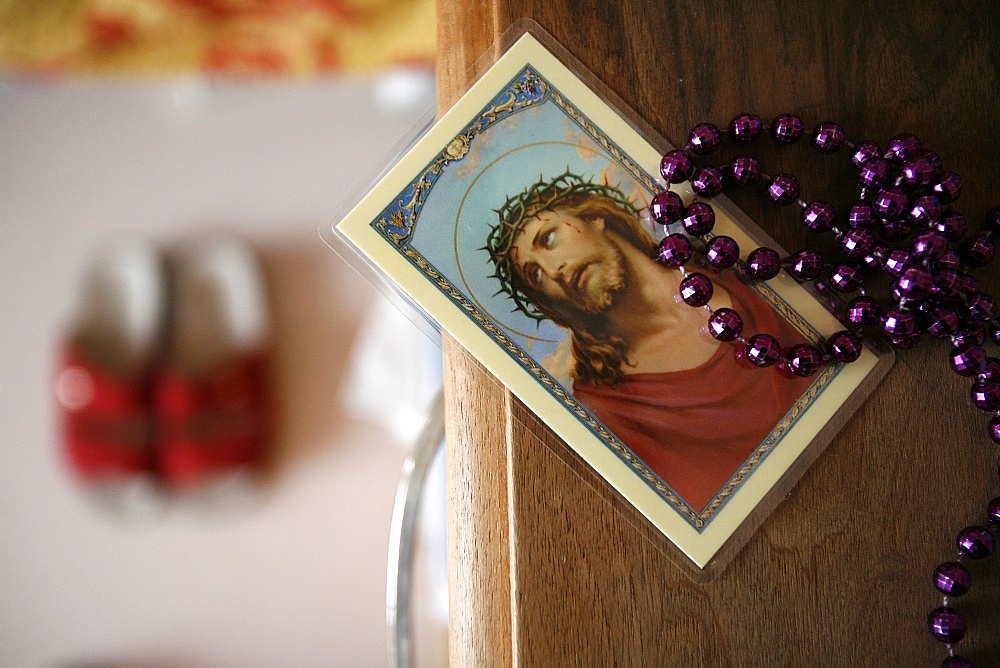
[0,0,435,76]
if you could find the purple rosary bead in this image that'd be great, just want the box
[650,189,685,225]
[812,121,846,153]
[962,231,996,267]
[850,140,881,168]
[657,234,694,267]
[847,295,880,325]
[679,272,713,306]
[874,186,909,220]
[897,265,933,300]
[841,228,875,259]
[950,342,987,377]
[848,201,876,229]
[883,248,912,277]
[986,205,1000,235]
[880,307,917,338]
[687,122,722,155]
[957,525,996,559]
[681,201,716,236]
[660,149,694,184]
[859,158,893,189]
[705,235,740,269]
[953,324,986,347]
[728,155,762,186]
[927,606,967,644]
[935,212,967,242]
[784,343,823,377]
[933,561,971,596]
[912,230,949,260]
[767,173,801,205]
[884,133,922,164]
[831,263,864,293]
[990,414,1000,444]
[729,113,763,142]
[829,330,863,364]
[987,497,1000,526]
[746,247,782,280]
[925,307,960,339]
[942,656,973,668]
[931,171,963,204]
[788,248,824,281]
[971,380,1000,411]
[691,165,725,198]
[966,292,996,322]
[770,113,804,144]
[802,201,836,232]
[908,195,943,227]
[744,333,782,367]
[708,308,743,341]
[879,217,913,243]
[901,155,938,189]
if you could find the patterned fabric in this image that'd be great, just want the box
[0,0,435,76]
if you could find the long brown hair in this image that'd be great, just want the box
[513,192,658,387]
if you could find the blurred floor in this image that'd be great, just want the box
[0,76,437,665]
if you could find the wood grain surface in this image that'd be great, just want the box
[438,2,1000,664]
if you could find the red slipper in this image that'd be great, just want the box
[155,236,272,490]
[54,237,165,487]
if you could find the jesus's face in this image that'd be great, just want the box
[510,208,627,316]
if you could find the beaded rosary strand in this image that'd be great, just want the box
[649,113,1000,667]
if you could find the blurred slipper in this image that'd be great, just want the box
[54,237,165,511]
[154,235,272,492]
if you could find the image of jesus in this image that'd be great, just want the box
[485,173,813,511]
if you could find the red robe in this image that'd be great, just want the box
[573,273,815,512]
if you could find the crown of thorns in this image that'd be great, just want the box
[484,170,640,321]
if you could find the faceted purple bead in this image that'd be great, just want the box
[705,235,740,269]
[728,154,761,186]
[966,292,996,322]
[660,149,694,184]
[954,324,986,347]
[928,606,967,644]
[936,249,962,272]
[829,330,863,363]
[931,171,963,204]
[831,263,863,292]
[957,272,981,296]
[990,414,1000,444]
[933,561,971,596]
[941,657,973,668]
[901,155,938,189]
[691,165,725,198]
[679,272,713,306]
[890,331,923,349]
[962,231,996,267]
[987,205,1000,235]
[879,217,912,242]
[935,212,967,242]
[841,228,875,259]
[784,343,823,377]
[862,245,888,271]
[770,114,804,143]
[950,342,987,377]
[802,201,836,232]
[848,201,876,229]
[650,189,685,225]
[744,333,782,367]
[971,380,1000,411]
[896,265,933,299]
[987,497,1000,526]
[847,295,880,325]
[767,173,801,205]
[957,525,996,559]
[708,308,743,341]
[873,187,908,219]
[657,233,694,267]
[980,356,1000,381]
[925,307,960,338]
[812,121,845,153]
[883,248,911,277]
[687,122,722,155]
[884,133,922,164]
[746,247,782,280]
[859,158,892,189]
[850,140,881,168]
[729,113,763,142]
[788,248,824,281]
[912,230,949,260]
[880,307,917,338]
[908,195,942,226]
[681,201,716,236]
